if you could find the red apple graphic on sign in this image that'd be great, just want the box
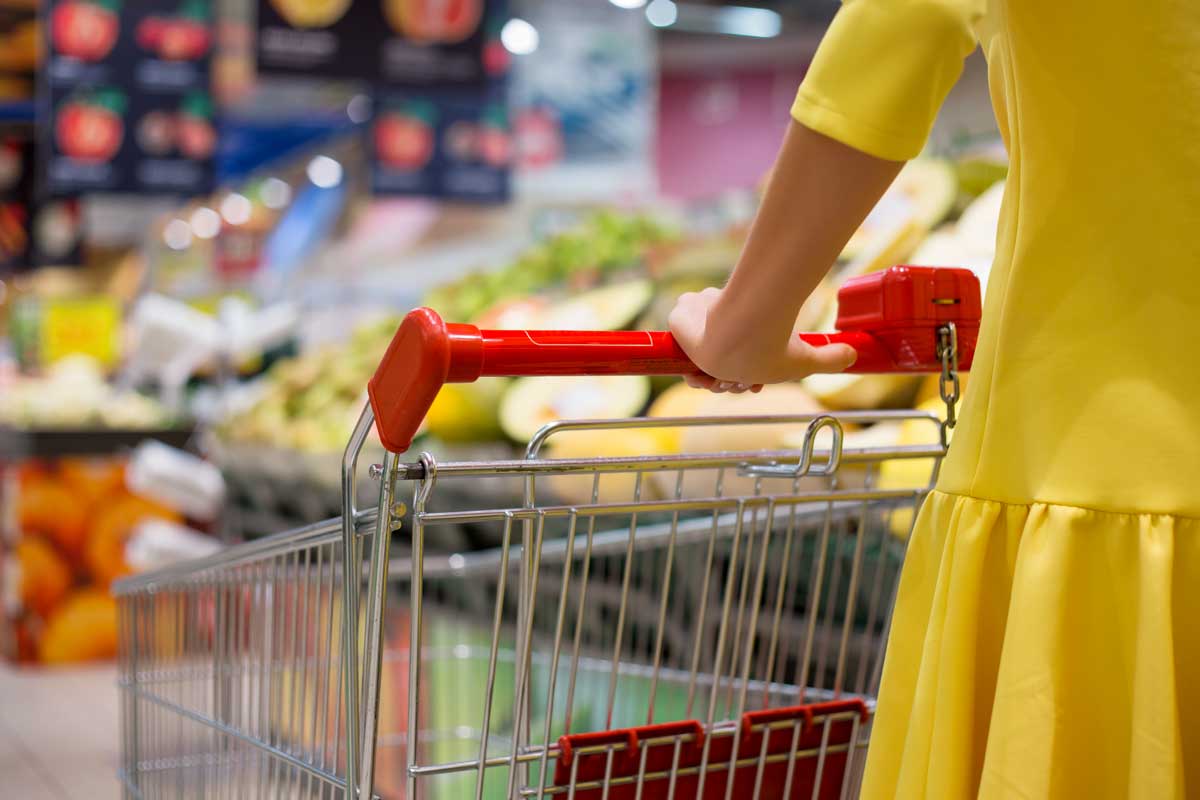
[176,92,216,159]
[135,15,165,50]
[137,0,210,60]
[375,102,436,171]
[52,0,120,62]
[386,0,481,44]
[56,89,125,162]
[477,105,511,168]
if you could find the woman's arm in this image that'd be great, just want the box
[668,121,905,391]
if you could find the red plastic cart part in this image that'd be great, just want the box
[551,699,869,800]
[368,265,981,453]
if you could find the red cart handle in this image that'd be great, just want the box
[369,265,981,453]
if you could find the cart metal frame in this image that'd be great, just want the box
[116,318,963,800]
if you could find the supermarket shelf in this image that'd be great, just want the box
[0,427,195,460]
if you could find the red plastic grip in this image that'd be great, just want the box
[549,700,870,799]
[367,265,981,453]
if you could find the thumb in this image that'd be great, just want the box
[789,340,857,375]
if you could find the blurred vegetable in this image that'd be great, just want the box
[423,211,674,322]
[0,356,171,430]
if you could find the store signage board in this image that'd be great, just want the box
[255,0,491,87]
[40,295,122,366]
[366,0,511,203]
[8,293,122,367]
[39,0,215,196]
[253,0,511,202]
[371,84,510,203]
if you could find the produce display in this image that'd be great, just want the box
[2,455,189,664]
[218,315,398,452]
[0,355,172,430]
[216,154,1004,514]
[422,211,674,323]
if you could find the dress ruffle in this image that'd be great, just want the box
[862,490,1200,799]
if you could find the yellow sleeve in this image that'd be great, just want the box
[792,0,984,162]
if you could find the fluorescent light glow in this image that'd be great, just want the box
[346,94,371,124]
[163,218,192,250]
[189,207,220,239]
[669,4,782,38]
[306,155,343,189]
[609,0,646,8]
[645,0,677,27]
[500,18,539,55]
[712,5,781,38]
[220,193,253,226]
[261,177,291,209]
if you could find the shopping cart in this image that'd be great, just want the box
[115,265,980,800]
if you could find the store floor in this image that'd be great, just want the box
[0,663,119,799]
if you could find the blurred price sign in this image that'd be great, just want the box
[39,296,122,367]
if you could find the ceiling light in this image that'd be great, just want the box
[501,18,539,55]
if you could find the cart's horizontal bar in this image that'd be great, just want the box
[112,509,385,594]
[395,499,906,580]
[413,488,925,525]
[391,443,945,482]
[523,410,942,454]
[120,682,349,792]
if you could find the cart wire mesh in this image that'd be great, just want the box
[115,409,946,800]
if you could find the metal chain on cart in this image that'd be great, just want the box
[937,321,961,448]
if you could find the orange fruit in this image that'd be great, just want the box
[59,457,127,507]
[15,538,72,618]
[18,480,89,561]
[38,589,119,664]
[85,493,181,586]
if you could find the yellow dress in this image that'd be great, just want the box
[792,1,1200,797]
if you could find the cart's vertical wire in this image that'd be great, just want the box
[816,492,848,692]
[724,501,777,799]
[330,543,347,797]
[839,712,864,800]
[506,512,547,800]
[562,474,600,738]
[255,561,271,798]
[232,569,248,797]
[685,473,724,719]
[779,716,804,800]
[646,470,685,726]
[833,499,871,696]
[796,501,834,701]
[762,480,801,710]
[355,451,397,800]
[694,503,746,799]
[605,472,644,729]
[855,468,890,695]
[812,714,833,800]
[474,513,514,800]
[298,545,321,797]
[314,542,336,798]
[534,511,579,799]
[339,405,374,798]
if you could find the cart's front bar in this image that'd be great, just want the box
[368,265,981,453]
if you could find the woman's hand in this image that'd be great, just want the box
[669,285,856,392]
[663,122,902,393]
